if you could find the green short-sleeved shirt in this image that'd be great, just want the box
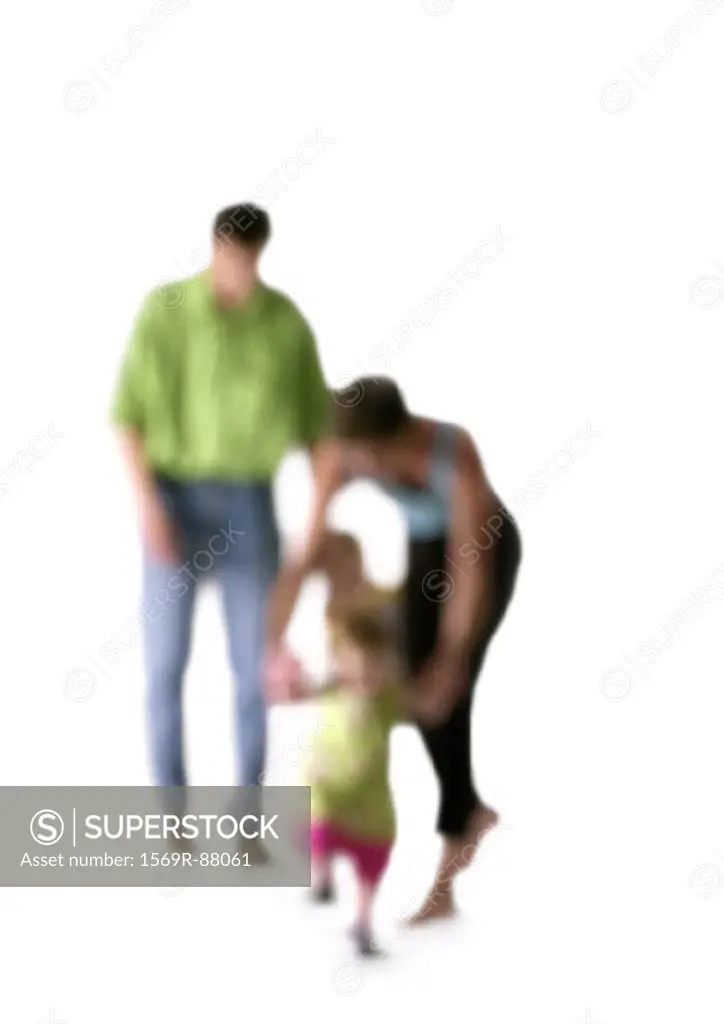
[308,682,403,841]
[111,274,329,480]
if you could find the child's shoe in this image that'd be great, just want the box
[310,878,335,903]
[351,922,383,958]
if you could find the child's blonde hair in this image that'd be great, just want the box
[329,607,394,655]
[320,530,362,568]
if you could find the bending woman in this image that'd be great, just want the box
[268,377,521,922]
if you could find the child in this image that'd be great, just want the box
[290,608,414,957]
[266,530,401,700]
[319,530,402,654]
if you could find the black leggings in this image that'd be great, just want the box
[403,510,521,838]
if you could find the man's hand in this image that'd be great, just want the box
[140,494,178,564]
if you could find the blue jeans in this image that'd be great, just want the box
[142,476,279,804]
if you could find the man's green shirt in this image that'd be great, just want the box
[112,274,329,480]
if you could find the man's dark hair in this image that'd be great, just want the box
[330,377,411,442]
[213,204,271,250]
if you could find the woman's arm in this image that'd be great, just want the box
[414,431,498,721]
[275,676,343,703]
[267,440,344,647]
[437,429,498,659]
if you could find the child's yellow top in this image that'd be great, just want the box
[307,680,403,842]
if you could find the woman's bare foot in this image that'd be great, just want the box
[465,804,500,850]
[407,884,457,925]
[407,807,499,927]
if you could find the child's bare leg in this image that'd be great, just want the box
[310,823,335,902]
[351,841,390,956]
[353,876,380,956]
[311,854,334,902]
[409,804,499,925]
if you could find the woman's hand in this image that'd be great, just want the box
[411,647,467,725]
[265,645,305,703]
[268,440,344,645]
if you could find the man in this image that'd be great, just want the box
[112,204,328,838]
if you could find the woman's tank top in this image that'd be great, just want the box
[350,421,459,540]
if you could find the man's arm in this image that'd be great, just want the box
[112,296,176,562]
[116,428,177,563]
[267,439,344,647]
[295,316,329,455]
[116,427,155,504]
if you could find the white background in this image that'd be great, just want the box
[1,0,724,1020]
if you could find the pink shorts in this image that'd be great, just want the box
[310,821,392,884]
